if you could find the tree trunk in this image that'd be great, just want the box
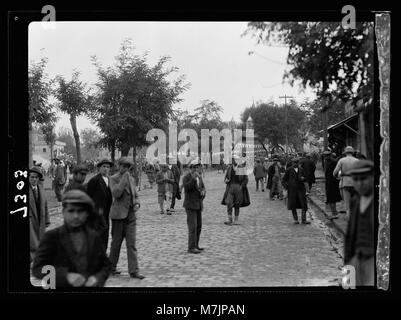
[110,144,115,163]
[121,144,130,157]
[70,115,82,164]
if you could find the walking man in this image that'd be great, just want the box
[32,190,112,287]
[344,160,375,286]
[253,159,265,192]
[169,159,182,214]
[299,153,316,194]
[87,158,114,250]
[333,146,359,219]
[324,152,342,219]
[54,158,66,203]
[29,166,50,262]
[183,160,206,254]
[221,155,250,225]
[156,164,175,215]
[282,157,310,224]
[109,157,145,279]
[266,156,283,200]
[64,164,88,193]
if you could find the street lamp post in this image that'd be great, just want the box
[279,94,293,154]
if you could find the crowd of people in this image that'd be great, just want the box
[29,144,375,287]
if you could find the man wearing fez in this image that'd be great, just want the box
[108,157,145,279]
[344,160,375,286]
[32,190,112,287]
[282,157,311,224]
[222,155,250,226]
[183,159,206,254]
[64,164,89,193]
[87,158,114,250]
[53,158,66,203]
[29,166,50,262]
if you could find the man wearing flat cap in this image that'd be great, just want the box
[32,190,112,287]
[108,157,145,279]
[87,158,114,250]
[64,164,89,193]
[29,166,50,261]
[344,160,375,286]
[333,146,359,219]
[183,159,206,254]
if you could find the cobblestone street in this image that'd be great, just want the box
[32,170,344,288]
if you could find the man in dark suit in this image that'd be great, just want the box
[282,158,310,224]
[32,190,112,287]
[169,160,182,214]
[87,158,114,250]
[299,153,316,194]
[53,158,66,203]
[29,166,50,262]
[344,160,375,286]
[183,160,206,254]
[108,157,145,279]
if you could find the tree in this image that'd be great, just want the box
[57,127,76,158]
[80,128,102,161]
[28,57,55,166]
[54,71,94,164]
[244,21,374,148]
[39,113,58,161]
[91,39,190,164]
[241,101,307,153]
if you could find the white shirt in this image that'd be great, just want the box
[102,176,109,187]
[360,195,373,213]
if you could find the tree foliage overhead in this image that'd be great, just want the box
[244,22,374,105]
[28,57,55,125]
[92,39,190,157]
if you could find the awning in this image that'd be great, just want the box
[327,113,359,135]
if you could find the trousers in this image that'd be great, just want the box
[109,208,139,274]
[186,209,202,250]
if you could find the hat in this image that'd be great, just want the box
[347,160,374,175]
[118,157,134,167]
[272,156,279,161]
[292,157,300,163]
[97,158,114,167]
[29,166,43,179]
[72,164,89,174]
[322,150,331,155]
[189,158,201,168]
[344,146,355,154]
[62,189,94,212]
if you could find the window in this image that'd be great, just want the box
[43,148,47,153]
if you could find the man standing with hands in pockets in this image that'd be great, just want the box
[109,157,145,279]
[183,159,206,254]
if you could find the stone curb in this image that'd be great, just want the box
[307,194,346,237]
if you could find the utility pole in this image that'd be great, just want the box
[279,95,294,154]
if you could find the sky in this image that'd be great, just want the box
[29,21,316,133]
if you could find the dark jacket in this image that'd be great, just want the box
[299,158,316,183]
[32,225,112,287]
[170,164,182,199]
[282,166,308,210]
[266,163,283,190]
[87,173,113,228]
[324,158,342,204]
[221,165,250,207]
[183,173,205,211]
[344,194,375,264]
[64,179,87,193]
